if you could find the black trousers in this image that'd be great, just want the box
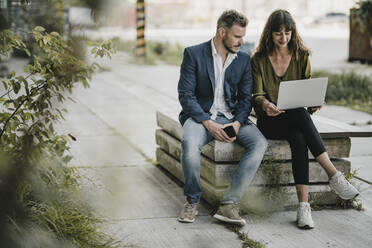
[257,108,326,185]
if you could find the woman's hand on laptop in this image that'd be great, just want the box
[263,100,285,116]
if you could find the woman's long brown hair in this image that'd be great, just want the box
[255,9,311,60]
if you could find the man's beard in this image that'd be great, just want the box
[223,38,239,54]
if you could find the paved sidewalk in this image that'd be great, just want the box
[57,54,242,248]
[55,53,372,248]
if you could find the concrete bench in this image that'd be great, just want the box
[155,111,372,212]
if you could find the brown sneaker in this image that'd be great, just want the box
[213,204,246,226]
[177,202,199,223]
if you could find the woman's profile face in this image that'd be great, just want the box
[272,26,292,49]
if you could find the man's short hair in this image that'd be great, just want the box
[217,10,248,30]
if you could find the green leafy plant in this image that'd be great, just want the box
[261,161,291,211]
[313,70,372,114]
[353,0,372,32]
[0,26,122,247]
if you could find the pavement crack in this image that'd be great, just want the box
[106,215,211,222]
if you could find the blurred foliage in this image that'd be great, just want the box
[352,0,372,32]
[65,0,103,22]
[64,0,124,24]
[0,24,123,247]
[110,37,184,66]
[2,0,65,58]
[313,70,372,114]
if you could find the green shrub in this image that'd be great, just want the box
[313,70,372,114]
[0,26,123,247]
[353,0,372,32]
[111,38,184,66]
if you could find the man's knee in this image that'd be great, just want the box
[181,138,203,153]
[253,134,268,154]
[239,127,268,152]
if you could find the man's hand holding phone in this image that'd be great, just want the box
[223,121,240,138]
[202,120,239,143]
[223,125,236,138]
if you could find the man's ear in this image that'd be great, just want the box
[217,27,227,38]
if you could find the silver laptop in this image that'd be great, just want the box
[276,77,328,110]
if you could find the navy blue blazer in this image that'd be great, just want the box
[178,40,253,126]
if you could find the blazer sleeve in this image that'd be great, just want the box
[178,48,210,123]
[233,56,252,124]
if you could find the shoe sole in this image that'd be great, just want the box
[177,218,195,223]
[177,211,198,223]
[298,224,314,230]
[340,193,359,200]
[213,213,246,226]
[331,189,359,200]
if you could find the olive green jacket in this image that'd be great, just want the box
[251,52,311,117]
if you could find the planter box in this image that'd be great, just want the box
[349,9,372,63]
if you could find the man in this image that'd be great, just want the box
[177,10,268,226]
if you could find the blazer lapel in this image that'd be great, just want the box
[205,41,215,93]
[224,65,232,100]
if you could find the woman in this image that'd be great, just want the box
[252,9,359,229]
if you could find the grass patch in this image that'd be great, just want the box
[313,70,372,114]
[227,225,266,248]
[0,138,127,247]
[0,146,125,247]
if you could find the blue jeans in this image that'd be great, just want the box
[181,115,268,204]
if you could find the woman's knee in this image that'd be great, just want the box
[290,108,313,124]
[291,108,308,116]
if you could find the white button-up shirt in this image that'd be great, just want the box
[209,39,237,120]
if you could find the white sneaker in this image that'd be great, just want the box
[329,171,359,200]
[296,202,314,229]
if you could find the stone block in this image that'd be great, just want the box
[156,112,351,161]
[156,129,351,186]
[156,148,342,212]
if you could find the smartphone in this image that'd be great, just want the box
[223,125,237,138]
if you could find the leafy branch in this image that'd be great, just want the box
[0,23,120,247]
[0,26,115,149]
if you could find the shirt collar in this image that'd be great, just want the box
[211,38,238,60]
[211,39,218,57]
